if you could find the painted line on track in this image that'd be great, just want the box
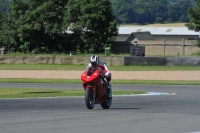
[114,92,176,97]
[0,92,176,100]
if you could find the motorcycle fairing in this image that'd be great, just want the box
[81,70,105,103]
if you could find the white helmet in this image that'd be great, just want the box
[90,55,99,66]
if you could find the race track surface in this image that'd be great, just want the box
[0,84,200,133]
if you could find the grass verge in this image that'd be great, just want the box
[0,88,145,98]
[0,64,200,71]
[0,78,200,85]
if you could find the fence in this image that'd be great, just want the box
[0,55,200,66]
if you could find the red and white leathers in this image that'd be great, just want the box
[86,60,111,80]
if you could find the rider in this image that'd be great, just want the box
[86,54,112,97]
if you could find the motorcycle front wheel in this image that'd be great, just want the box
[85,88,95,109]
[101,97,112,109]
[101,87,112,109]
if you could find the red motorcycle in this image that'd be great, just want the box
[81,67,112,109]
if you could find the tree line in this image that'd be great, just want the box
[0,0,194,24]
[110,0,193,24]
[0,0,118,54]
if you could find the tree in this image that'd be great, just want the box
[6,0,117,53]
[185,0,200,46]
[65,0,118,53]
[111,0,136,23]
[177,0,191,22]
[0,0,11,13]
[0,1,12,50]
[11,0,69,53]
[0,12,17,52]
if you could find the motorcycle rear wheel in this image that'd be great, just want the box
[85,88,95,109]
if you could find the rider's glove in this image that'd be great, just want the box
[103,76,108,84]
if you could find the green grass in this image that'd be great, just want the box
[0,64,87,70]
[6,52,200,57]
[112,79,200,85]
[0,78,82,83]
[3,52,130,57]
[0,79,200,85]
[0,88,145,98]
[0,64,200,71]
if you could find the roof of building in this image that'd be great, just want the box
[118,26,199,36]
[131,31,154,40]
[115,31,155,41]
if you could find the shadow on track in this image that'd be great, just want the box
[109,108,141,110]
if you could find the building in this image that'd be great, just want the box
[118,26,199,42]
[112,26,200,55]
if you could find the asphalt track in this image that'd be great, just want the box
[0,84,200,133]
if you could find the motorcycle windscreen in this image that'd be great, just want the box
[81,70,99,82]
